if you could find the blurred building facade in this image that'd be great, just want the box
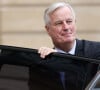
[0,0,100,49]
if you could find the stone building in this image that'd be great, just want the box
[0,0,100,48]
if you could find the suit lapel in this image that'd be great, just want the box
[75,39,85,57]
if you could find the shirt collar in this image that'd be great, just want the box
[55,40,76,55]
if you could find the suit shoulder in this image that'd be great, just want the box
[82,40,100,47]
[80,39,100,59]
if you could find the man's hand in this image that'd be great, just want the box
[38,47,57,58]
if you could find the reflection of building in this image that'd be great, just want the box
[0,65,29,90]
[0,0,100,48]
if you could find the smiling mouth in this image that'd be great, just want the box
[62,34,73,39]
[62,32,72,36]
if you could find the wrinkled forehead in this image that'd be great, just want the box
[49,7,74,20]
[44,4,76,25]
[52,6,72,14]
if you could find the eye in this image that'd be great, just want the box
[55,21,63,26]
[55,22,62,25]
[66,20,73,24]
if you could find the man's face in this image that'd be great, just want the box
[46,6,76,45]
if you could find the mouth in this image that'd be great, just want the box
[62,29,72,36]
[62,32,72,36]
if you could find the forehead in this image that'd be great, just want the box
[52,6,71,13]
[50,7,73,19]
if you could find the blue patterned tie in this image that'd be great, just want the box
[60,72,66,90]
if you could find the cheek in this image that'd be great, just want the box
[49,30,60,40]
[48,27,58,35]
[70,25,76,33]
[72,24,76,31]
[47,26,62,39]
[50,30,58,37]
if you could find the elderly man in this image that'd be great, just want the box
[38,1,100,90]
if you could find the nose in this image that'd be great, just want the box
[62,21,69,29]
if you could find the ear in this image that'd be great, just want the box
[45,25,51,35]
[45,25,50,32]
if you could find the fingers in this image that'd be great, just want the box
[38,47,57,58]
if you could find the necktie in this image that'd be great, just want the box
[60,72,66,90]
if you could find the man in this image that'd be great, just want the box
[0,2,100,90]
[38,2,76,58]
[38,1,100,90]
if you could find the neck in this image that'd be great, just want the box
[54,40,75,52]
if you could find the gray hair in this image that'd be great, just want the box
[44,2,76,25]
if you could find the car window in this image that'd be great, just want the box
[85,71,100,90]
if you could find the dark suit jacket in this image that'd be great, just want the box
[29,39,100,90]
[0,39,100,90]
[73,39,100,89]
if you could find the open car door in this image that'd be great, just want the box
[0,45,100,90]
[85,70,100,90]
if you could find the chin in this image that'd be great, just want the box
[65,38,75,43]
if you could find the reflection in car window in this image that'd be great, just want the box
[85,71,100,90]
